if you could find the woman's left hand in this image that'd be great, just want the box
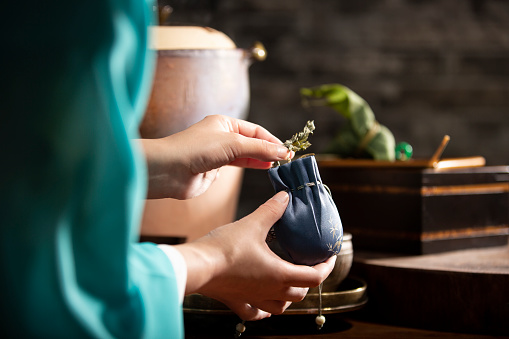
[141,115,293,199]
[174,191,336,321]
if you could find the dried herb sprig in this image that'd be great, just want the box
[283,120,315,152]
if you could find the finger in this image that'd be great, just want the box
[229,149,295,169]
[279,286,309,302]
[223,301,272,321]
[182,169,219,199]
[280,255,337,288]
[244,191,289,235]
[231,136,291,163]
[252,300,292,316]
[228,158,273,169]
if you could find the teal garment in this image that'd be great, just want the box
[0,0,183,338]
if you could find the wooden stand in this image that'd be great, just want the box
[352,244,509,335]
[318,159,509,254]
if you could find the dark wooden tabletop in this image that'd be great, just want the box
[184,313,506,338]
[184,244,509,338]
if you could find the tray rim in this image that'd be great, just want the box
[183,276,368,315]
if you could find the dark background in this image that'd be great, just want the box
[158,0,509,216]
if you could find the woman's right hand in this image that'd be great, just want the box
[174,191,336,320]
[140,115,292,200]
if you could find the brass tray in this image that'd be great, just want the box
[183,276,367,315]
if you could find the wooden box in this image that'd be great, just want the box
[318,160,509,254]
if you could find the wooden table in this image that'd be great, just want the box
[352,244,509,335]
[184,313,506,338]
[184,244,509,338]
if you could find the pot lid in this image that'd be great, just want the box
[150,26,236,51]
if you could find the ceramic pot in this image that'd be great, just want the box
[310,233,353,293]
[139,27,265,241]
[268,231,354,293]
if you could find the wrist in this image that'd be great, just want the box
[141,137,190,199]
[174,238,227,295]
[157,244,187,303]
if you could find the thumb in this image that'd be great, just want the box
[247,191,289,235]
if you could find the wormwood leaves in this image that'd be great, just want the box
[283,120,315,152]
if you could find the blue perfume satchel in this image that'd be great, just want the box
[268,155,343,266]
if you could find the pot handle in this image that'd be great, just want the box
[247,41,267,64]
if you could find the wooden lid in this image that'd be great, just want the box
[150,26,237,50]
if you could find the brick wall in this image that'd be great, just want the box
[160,0,509,216]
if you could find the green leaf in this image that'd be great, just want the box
[301,84,396,161]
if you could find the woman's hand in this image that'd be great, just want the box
[174,191,336,321]
[141,115,293,199]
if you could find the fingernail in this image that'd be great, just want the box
[277,145,290,160]
[272,191,289,204]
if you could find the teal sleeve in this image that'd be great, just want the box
[0,0,183,338]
